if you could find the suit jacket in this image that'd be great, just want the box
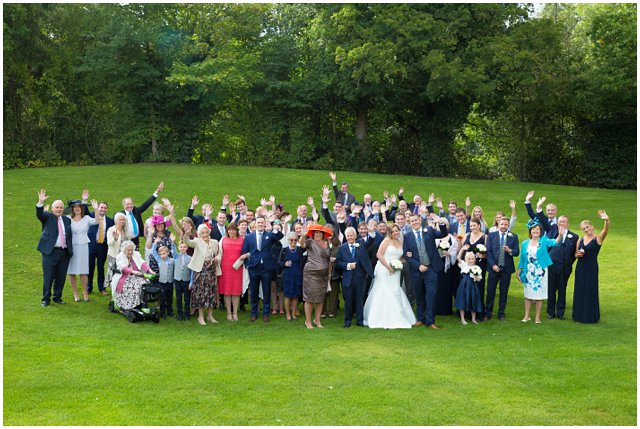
[87,212,114,248]
[366,232,384,266]
[120,193,157,239]
[548,229,578,278]
[36,205,73,257]
[336,239,374,287]
[241,229,284,272]
[403,224,447,274]
[518,235,560,271]
[525,202,558,238]
[210,224,226,242]
[332,183,356,207]
[486,230,520,273]
[450,220,471,236]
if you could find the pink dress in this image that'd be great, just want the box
[218,236,244,296]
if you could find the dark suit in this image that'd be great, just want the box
[120,193,157,247]
[186,208,222,239]
[241,229,284,318]
[525,202,558,238]
[449,220,471,236]
[403,224,447,325]
[36,205,73,303]
[485,230,520,318]
[547,230,578,318]
[364,232,384,297]
[332,184,356,208]
[336,239,374,326]
[86,212,114,292]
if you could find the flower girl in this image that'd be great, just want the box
[455,251,484,325]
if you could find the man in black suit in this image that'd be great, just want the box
[485,217,520,321]
[86,201,114,295]
[364,219,384,297]
[524,190,558,238]
[330,171,356,207]
[36,189,73,307]
[120,182,163,248]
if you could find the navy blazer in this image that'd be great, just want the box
[403,224,447,274]
[86,212,114,247]
[119,193,157,238]
[366,232,384,263]
[449,220,471,236]
[36,205,73,257]
[486,230,520,274]
[336,239,374,287]
[525,202,558,238]
[241,229,284,272]
[332,184,356,208]
[548,229,579,277]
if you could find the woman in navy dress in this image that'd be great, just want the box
[572,210,610,324]
[459,218,488,317]
[455,251,484,324]
[280,232,304,321]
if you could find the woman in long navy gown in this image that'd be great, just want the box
[572,210,610,324]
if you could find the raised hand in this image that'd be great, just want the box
[383,190,389,200]
[428,193,435,204]
[380,203,387,213]
[509,199,516,209]
[352,204,362,215]
[260,198,268,207]
[191,195,199,207]
[269,195,276,204]
[283,214,292,224]
[329,171,337,182]
[228,202,235,214]
[222,194,230,206]
[82,189,90,201]
[465,196,471,207]
[435,197,443,209]
[112,230,119,241]
[363,206,371,218]
[156,181,164,194]
[161,197,173,209]
[44,204,50,212]
[390,194,397,204]
[91,199,99,211]
[597,210,609,221]
[321,192,330,204]
[202,203,212,217]
[398,187,404,195]
[525,190,535,202]
[307,196,314,207]
[38,189,48,205]
[169,232,176,242]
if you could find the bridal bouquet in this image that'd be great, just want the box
[390,259,403,271]
[469,265,483,282]
[475,244,487,257]
[437,239,450,257]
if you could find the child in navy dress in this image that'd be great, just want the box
[279,232,305,321]
[455,251,484,325]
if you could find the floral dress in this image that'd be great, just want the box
[523,243,548,300]
[115,260,147,310]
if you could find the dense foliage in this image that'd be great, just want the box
[3,3,636,188]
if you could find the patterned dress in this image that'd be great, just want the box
[190,257,218,309]
[523,244,548,300]
[114,260,147,310]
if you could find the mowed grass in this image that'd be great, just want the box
[3,164,636,425]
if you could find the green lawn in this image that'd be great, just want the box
[3,164,636,425]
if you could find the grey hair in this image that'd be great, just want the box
[197,223,210,236]
[120,240,135,253]
[286,232,298,241]
[344,227,356,236]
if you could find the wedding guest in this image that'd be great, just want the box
[485,217,520,321]
[450,208,470,239]
[516,219,563,324]
[106,213,132,291]
[524,190,559,238]
[146,215,173,275]
[572,211,610,324]
[435,218,458,315]
[546,215,578,320]
[488,200,517,233]
[270,220,285,315]
[183,224,222,326]
[299,224,333,329]
[330,171,356,207]
[435,198,458,225]
[144,203,171,240]
[393,212,414,306]
[112,241,155,310]
[173,240,192,321]
[36,189,73,307]
[151,235,178,319]
[82,196,113,295]
[323,224,343,318]
[163,198,196,257]
[237,217,250,312]
[218,222,246,321]
[280,232,305,321]
[458,218,488,318]
[120,181,164,248]
[466,198,489,233]
[67,199,102,302]
[455,251,484,325]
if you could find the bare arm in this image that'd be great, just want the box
[376,238,394,273]
[597,210,610,244]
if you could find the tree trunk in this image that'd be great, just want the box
[151,137,158,155]
[355,97,368,142]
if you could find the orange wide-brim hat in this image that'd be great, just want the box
[306,224,334,239]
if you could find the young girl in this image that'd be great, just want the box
[455,251,484,325]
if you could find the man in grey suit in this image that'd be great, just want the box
[330,171,356,207]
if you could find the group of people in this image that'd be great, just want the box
[36,172,610,329]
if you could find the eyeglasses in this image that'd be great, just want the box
[289,239,298,242]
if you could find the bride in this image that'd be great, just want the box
[364,224,417,329]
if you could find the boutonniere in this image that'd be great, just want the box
[354,243,360,248]
[328,243,333,249]
[265,236,270,240]
[567,234,573,239]
[507,232,513,237]
[423,228,429,233]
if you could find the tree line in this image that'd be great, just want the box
[3,3,636,188]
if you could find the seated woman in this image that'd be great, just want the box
[111,240,155,310]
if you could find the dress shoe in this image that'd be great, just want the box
[547,314,555,320]
[305,321,314,329]
[41,300,49,307]
[52,298,66,305]
[498,315,506,321]
[100,290,109,296]
[427,324,440,330]
[356,322,364,327]
[521,317,531,323]
[263,316,269,323]
[557,315,565,320]
[413,321,425,327]
[177,314,183,321]
[483,315,491,321]
[343,322,352,328]
[250,316,257,323]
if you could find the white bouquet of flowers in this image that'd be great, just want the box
[475,244,487,254]
[390,259,403,271]
[469,265,483,282]
[437,239,450,257]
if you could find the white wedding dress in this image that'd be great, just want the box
[363,245,417,329]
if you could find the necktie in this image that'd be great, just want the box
[416,231,422,245]
[98,218,104,243]
[458,224,464,236]
[257,232,262,251]
[128,212,138,237]
[58,217,66,248]
[498,233,505,266]
[562,232,566,244]
[351,245,356,259]
[220,226,225,237]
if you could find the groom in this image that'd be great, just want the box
[403,213,447,330]
[336,227,374,327]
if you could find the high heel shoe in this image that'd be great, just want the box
[313,320,324,328]
[198,318,206,326]
[232,313,238,321]
[207,317,219,324]
[305,321,314,329]
[226,314,233,321]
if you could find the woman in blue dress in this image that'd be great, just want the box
[454,251,484,325]
[516,219,563,324]
[280,232,305,321]
[572,210,610,323]
[460,218,488,317]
